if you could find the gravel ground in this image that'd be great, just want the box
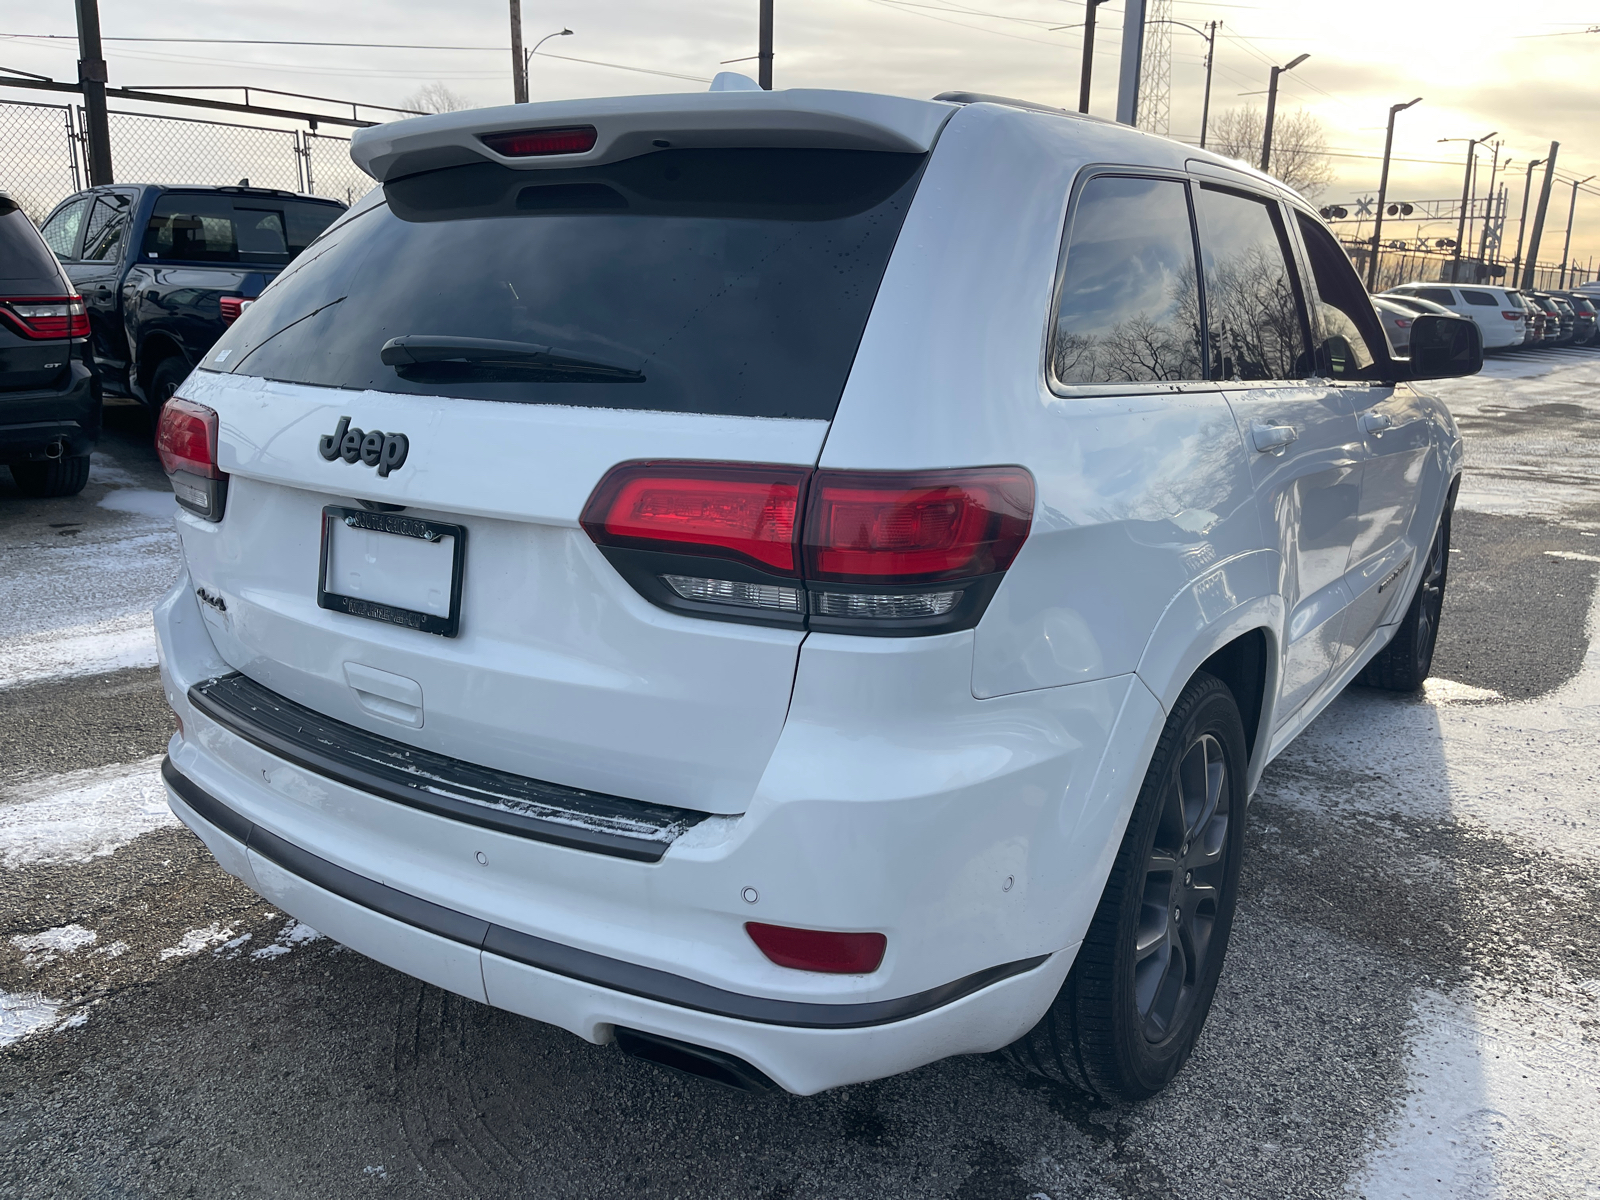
[1,362,1598,1200]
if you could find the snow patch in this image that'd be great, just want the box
[0,757,175,868]
[159,923,238,960]
[10,924,97,966]
[251,920,323,959]
[97,488,176,520]
[0,528,179,646]
[0,989,62,1048]
[0,612,158,690]
[1421,678,1502,704]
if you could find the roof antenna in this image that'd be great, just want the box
[237,177,249,186]
[709,72,761,92]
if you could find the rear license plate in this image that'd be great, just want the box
[318,507,467,637]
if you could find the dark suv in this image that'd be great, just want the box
[0,191,99,496]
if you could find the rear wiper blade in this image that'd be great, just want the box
[379,335,644,381]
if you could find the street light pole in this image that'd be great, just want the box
[1367,96,1423,291]
[523,28,574,97]
[1512,157,1544,285]
[1559,175,1594,288]
[1260,53,1309,175]
[1477,145,1505,266]
[1443,131,1495,282]
[1115,0,1146,126]
[1079,0,1109,114]
[1144,18,1220,148]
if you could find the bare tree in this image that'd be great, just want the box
[401,83,473,114]
[1208,106,1335,198]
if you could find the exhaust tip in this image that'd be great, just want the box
[613,1027,781,1095]
[44,440,65,460]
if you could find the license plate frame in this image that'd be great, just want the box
[317,506,467,637]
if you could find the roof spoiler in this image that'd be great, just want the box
[350,90,956,183]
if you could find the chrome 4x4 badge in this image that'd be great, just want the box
[317,415,409,477]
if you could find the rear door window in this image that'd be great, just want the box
[80,193,133,262]
[142,193,343,264]
[1050,175,1204,385]
[207,148,927,420]
[1460,289,1499,306]
[1193,186,1310,381]
[38,197,89,261]
[1416,287,1457,306]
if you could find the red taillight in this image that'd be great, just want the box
[479,125,598,157]
[745,923,887,974]
[581,462,807,573]
[1503,311,1523,320]
[219,295,253,325]
[804,468,1035,583]
[156,397,228,521]
[1394,318,1412,328]
[0,295,88,339]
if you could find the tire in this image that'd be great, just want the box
[1004,671,1249,1102]
[10,454,92,498]
[149,356,191,407]
[1356,503,1451,692]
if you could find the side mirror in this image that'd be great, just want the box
[1405,313,1482,380]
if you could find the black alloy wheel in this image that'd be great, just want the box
[1004,671,1249,1101]
[150,356,189,407]
[1133,731,1231,1044]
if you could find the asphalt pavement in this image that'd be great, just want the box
[2,362,1598,1200]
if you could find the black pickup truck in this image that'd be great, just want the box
[35,184,346,406]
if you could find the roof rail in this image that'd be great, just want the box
[932,91,1115,124]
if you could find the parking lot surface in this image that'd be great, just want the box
[2,359,1598,1200]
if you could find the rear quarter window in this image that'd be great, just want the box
[205,148,927,420]
[1416,287,1457,306]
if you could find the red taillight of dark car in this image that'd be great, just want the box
[581,461,1035,634]
[156,396,229,521]
[0,295,89,339]
[219,296,254,326]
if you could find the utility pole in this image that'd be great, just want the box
[1115,0,1146,127]
[758,0,773,89]
[74,0,113,185]
[509,0,527,103]
[1367,96,1422,290]
[1446,131,1494,282]
[1079,0,1109,114]
[1260,53,1309,175]
[1522,144,1559,290]
[1199,20,1219,149]
[1512,157,1544,285]
[1559,175,1593,288]
[1477,144,1504,266]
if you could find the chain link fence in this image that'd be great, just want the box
[0,96,374,222]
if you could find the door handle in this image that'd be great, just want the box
[1359,411,1394,435]
[1251,421,1299,453]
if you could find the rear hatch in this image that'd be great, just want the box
[174,103,938,814]
[0,200,79,394]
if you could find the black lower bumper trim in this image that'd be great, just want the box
[186,672,707,863]
[161,756,1051,1031]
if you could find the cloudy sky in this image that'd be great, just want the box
[4,0,1598,268]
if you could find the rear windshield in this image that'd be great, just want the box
[0,203,68,291]
[205,148,927,420]
[142,193,344,265]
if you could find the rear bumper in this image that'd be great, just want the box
[154,568,1150,1092]
[161,756,1070,1094]
[0,365,100,463]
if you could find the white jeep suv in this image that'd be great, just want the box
[153,88,1478,1100]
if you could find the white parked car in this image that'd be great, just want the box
[1386,281,1525,349]
[153,87,1479,1101]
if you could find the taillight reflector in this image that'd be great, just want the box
[479,125,598,157]
[581,462,807,573]
[745,923,887,974]
[219,295,253,325]
[0,295,88,339]
[804,468,1035,583]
